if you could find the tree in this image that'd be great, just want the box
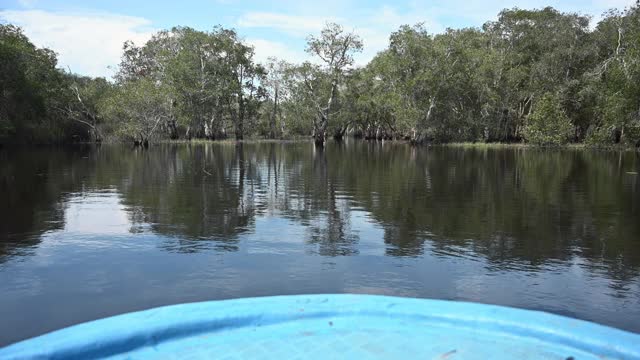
[304,23,363,146]
[523,93,573,145]
[583,3,640,146]
[0,24,69,144]
[482,7,592,142]
[115,26,265,141]
[4,3,640,147]
[58,75,113,142]
[225,33,266,140]
[100,78,172,146]
[277,64,316,137]
[263,57,290,138]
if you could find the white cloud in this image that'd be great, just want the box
[409,0,638,26]
[354,5,443,65]
[236,0,634,67]
[238,5,443,66]
[581,0,637,12]
[237,12,341,36]
[590,0,637,23]
[369,4,439,29]
[17,0,38,8]
[247,38,310,64]
[3,1,633,78]
[0,10,155,78]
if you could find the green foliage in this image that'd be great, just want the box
[0,24,70,143]
[523,93,573,145]
[585,126,615,146]
[99,78,172,142]
[583,5,640,146]
[3,2,640,147]
[115,26,266,141]
[302,23,363,143]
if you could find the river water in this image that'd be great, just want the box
[1,141,639,345]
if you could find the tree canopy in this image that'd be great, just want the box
[2,3,640,147]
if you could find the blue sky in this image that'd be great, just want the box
[0,0,633,77]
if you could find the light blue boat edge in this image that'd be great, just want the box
[1,294,639,359]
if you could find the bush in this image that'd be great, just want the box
[584,125,615,146]
[523,93,573,145]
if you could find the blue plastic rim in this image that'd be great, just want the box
[2,294,639,359]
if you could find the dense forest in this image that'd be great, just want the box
[1,4,640,147]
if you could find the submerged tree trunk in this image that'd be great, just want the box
[167,119,178,139]
[133,133,148,148]
[88,126,102,143]
[333,125,346,141]
[314,114,327,147]
[236,120,244,140]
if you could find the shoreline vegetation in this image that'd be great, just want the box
[4,138,639,153]
[146,139,640,151]
[2,5,640,149]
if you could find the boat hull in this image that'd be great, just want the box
[2,294,639,359]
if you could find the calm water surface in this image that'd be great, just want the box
[1,142,639,345]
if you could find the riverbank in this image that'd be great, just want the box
[442,142,640,152]
[158,138,640,152]
[2,138,639,152]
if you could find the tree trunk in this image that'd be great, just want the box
[270,88,278,139]
[133,133,148,148]
[236,95,245,141]
[236,121,244,140]
[314,114,327,147]
[209,97,221,140]
[168,120,178,139]
[333,125,345,141]
[412,97,435,144]
[90,127,102,143]
[204,120,212,139]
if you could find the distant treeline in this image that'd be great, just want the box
[1,4,640,147]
